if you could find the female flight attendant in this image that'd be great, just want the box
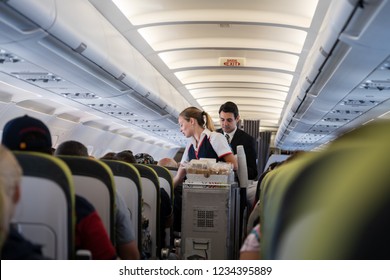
[173,106,238,188]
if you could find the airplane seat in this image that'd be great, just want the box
[236,145,248,189]
[13,151,75,260]
[267,121,390,259]
[259,152,318,259]
[236,145,250,244]
[164,166,178,177]
[147,165,173,199]
[132,164,160,259]
[101,159,142,251]
[56,156,115,244]
[146,164,174,254]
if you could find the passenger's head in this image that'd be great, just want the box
[100,152,116,160]
[266,161,281,172]
[1,115,52,154]
[114,150,136,164]
[55,140,88,157]
[179,106,215,137]
[157,157,178,168]
[219,101,240,134]
[0,145,22,245]
[134,153,155,164]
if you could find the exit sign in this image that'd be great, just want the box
[219,57,246,66]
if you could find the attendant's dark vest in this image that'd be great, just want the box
[188,135,220,161]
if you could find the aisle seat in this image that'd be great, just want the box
[13,151,75,259]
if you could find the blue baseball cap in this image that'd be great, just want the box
[2,115,52,151]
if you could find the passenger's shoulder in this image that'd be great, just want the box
[75,195,96,219]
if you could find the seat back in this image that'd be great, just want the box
[57,156,115,243]
[148,165,173,200]
[237,145,248,188]
[13,152,75,259]
[101,160,142,250]
[164,166,178,177]
[259,153,317,259]
[132,164,160,259]
[262,121,390,259]
[147,165,174,248]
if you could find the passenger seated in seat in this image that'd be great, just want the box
[240,223,261,260]
[0,145,51,260]
[1,115,116,259]
[55,140,140,260]
[158,158,178,169]
[100,152,116,160]
[113,150,136,163]
[157,158,180,236]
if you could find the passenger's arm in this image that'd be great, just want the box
[240,250,260,260]
[173,165,186,188]
[77,211,117,260]
[115,192,140,260]
[116,240,140,260]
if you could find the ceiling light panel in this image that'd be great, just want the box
[186,83,290,92]
[190,88,288,101]
[176,70,293,86]
[138,24,307,54]
[200,99,284,110]
[113,0,318,28]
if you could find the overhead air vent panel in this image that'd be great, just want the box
[0,50,23,64]
[322,117,350,123]
[342,99,379,106]
[10,72,63,83]
[107,111,135,117]
[359,80,390,91]
[330,109,363,115]
[88,103,120,109]
[61,92,99,99]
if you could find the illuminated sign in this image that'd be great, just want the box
[219,57,246,67]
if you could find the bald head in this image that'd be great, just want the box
[157,158,178,168]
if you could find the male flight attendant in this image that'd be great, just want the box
[217,101,258,180]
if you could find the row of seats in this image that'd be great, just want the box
[259,120,390,259]
[12,151,174,260]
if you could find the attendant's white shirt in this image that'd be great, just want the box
[181,128,232,163]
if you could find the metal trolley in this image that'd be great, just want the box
[180,173,241,260]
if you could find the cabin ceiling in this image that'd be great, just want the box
[105,0,327,131]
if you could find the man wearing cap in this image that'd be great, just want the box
[218,101,258,180]
[2,115,53,154]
